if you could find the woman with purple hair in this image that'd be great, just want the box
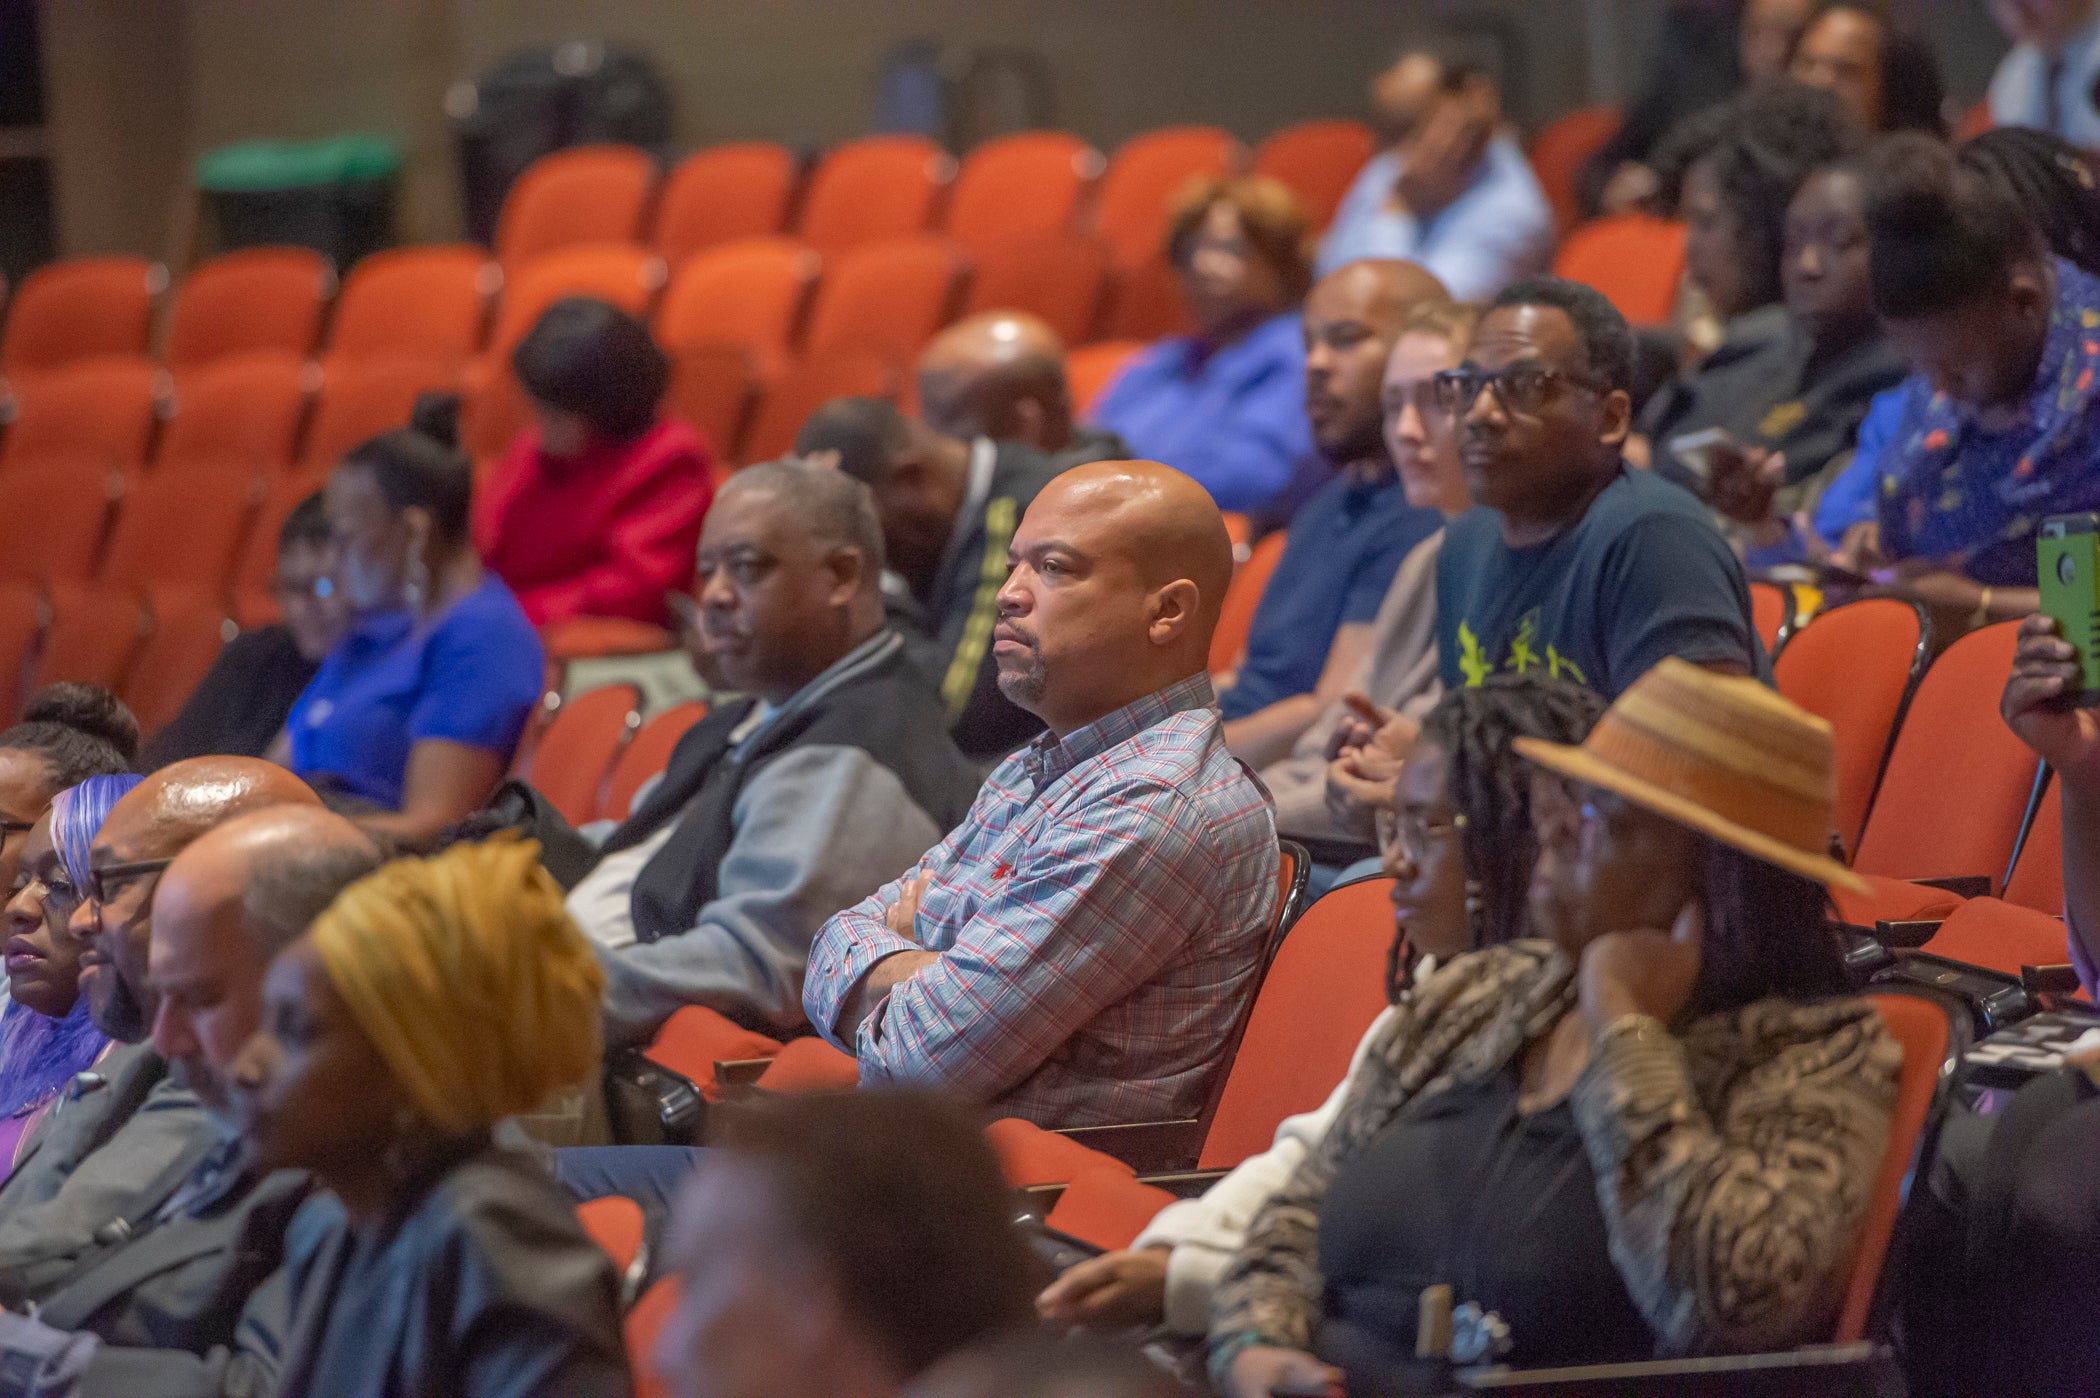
[0,771,142,1177]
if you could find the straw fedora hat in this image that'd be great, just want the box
[1513,657,1869,894]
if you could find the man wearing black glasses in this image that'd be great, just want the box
[1431,276,1762,698]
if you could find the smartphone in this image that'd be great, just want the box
[664,590,701,635]
[2039,514,2100,706]
[1667,426,1743,486]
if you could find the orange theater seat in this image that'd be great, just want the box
[34,586,146,693]
[741,352,901,465]
[98,467,258,610]
[517,684,641,826]
[576,1195,647,1280]
[231,467,332,628]
[158,352,315,475]
[945,132,1103,256]
[325,245,497,363]
[654,237,819,377]
[494,144,658,270]
[604,700,710,822]
[1251,119,1377,231]
[652,142,800,264]
[0,586,43,722]
[1210,529,1287,675]
[1750,580,1790,654]
[1552,213,1687,326]
[2003,775,2064,916]
[664,346,756,467]
[0,356,167,474]
[795,136,954,255]
[752,1036,859,1094]
[1066,339,1146,418]
[800,237,965,363]
[0,465,116,589]
[1919,896,2072,983]
[1041,1165,1178,1252]
[487,244,670,360]
[1772,599,1928,856]
[1529,104,1624,234]
[985,1117,1138,1190]
[1,256,166,377]
[1094,126,1238,340]
[628,1277,681,1398]
[962,232,1111,348]
[644,1004,782,1104]
[162,247,333,371]
[122,597,229,735]
[300,357,461,471]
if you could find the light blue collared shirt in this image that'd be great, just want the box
[1314,134,1555,301]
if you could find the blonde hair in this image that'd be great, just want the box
[308,839,603,1135]
[1399,298,1482,351]
[1164,175,1315,303]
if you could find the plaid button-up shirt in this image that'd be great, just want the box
[804,674,1280,1128]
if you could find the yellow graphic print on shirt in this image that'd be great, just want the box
[1456,615,1589,689]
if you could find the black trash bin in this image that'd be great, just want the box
[196,135,403,268]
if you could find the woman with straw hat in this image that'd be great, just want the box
[231,839,631,1398]
[1212,658,1901,1398]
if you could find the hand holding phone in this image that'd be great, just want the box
[2038,514,2100,706]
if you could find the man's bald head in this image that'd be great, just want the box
[149,807,381,1116]
[1304,258,1450,467]
[992,460,1234,735]
[916,311,1074,451]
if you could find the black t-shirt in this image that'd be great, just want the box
[142,626,319,771]
[1436,465,1762,698]
[1314,1067,1654,1391]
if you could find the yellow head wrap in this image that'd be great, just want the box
[308,838,604,1136]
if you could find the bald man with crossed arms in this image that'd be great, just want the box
[805,461,1282,1129]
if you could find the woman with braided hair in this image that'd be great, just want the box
[1037,672,1604,1337]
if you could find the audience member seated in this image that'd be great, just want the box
[475,297,713,629]
[235,839,630,1395]
[1788,1,1946,135]
[145,493,347,769]
[1437,278,1763,697]
[1584,0,1815,217]
[795,397,1067,760]
[1842,133,2100,627]
[1087,177,1317,515]
[1269,303,1478,850]
[0,759,317,1312]
[0,805,380,1393]
[1210,659,1900,1396]
[1316,53,1553,302]
[1220,259,1448,769]
[805,461,1279,1127]
[566,460,980,1047]
[0,776,136,1181]
[655,1091,1040,1398]
[0,685,139,897]
[1988,0,2100,149]
[2005,613,2100,993]
[1637,89,1906,512]
[1038,674,1604,1338]
[282,406,545,844]
[915,311,1130,471]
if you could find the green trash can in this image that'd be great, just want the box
[195,135,403,268]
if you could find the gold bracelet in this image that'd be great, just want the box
[1969,585,1995,632]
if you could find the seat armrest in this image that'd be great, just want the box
[1873,918,1944,949]
[713,1058,773,1098]
[1456,1342,1900,1396]
[2023,963,2085,996]
[1052,1119,1203,1174]
[1911,874,1991,900]
[1137,1168,1232,1199]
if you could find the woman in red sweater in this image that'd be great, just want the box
[474,297,714,628]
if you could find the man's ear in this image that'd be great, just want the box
[1597,387,1633,450]
[1147,578,1202,647]
[826,545,869,605]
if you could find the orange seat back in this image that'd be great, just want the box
[0,585,43,722]
[796,136,953,255]
[0,465,114,589]
[1067,339,1146,418]
[985,1116,1138,1190]
[653,143,800,264]
[1042,1165,1179,1252]
[1209,529,1287,675]
[1773,599,1927,855]
[753,1036,859,1094]
[946,132,1102,255]
[495,144,657,270]
[301,356,462,470]
[1,357,167,473]
[1552,214,1686,326]
[327,244,496,363]
[1,256,165,376]
[628,1276,681,1398]
[645,1004,783,1103]
[488,244,669,360]
[576,1195,647,1278]
[742,352,900,465]
[159,352,315,475]
[655,237,818,374]
[1528,105,1623,233]
[1836,991,1954,1342]
[519,684,641,826]
[1251,119,1378,231]
[802,236,965,363]
[1749,580,1789,654]
[35,586,145,693]
[1093,126,1239,269]
[1920,896,2070,982]
[163,248,332,370]
[100,467,257,608]
[605,700,710,822]
[962,232,1111,348]
[664,347,756,467]
[123,596,229,735]
[1200,876,1396,1169]
[2003,773,2064,915]
[1853,622,2031,888]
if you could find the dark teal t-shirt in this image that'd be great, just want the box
[1435,465,1762,697]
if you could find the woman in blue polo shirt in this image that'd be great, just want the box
[283,402,545,845]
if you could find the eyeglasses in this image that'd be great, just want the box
[1375,807,1468,861]
[1431,363,1599,416]
[0,817,35,846]
[84,857,174,909]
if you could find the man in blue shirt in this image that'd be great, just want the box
[1220,259,1447,764]
[1436,277,1761,697]
[1317,53,1555,303]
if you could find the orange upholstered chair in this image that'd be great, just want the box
[663,346,756,467]
[122,596,230,735]
[231,466,332,628]
[604,700,709,822]
[945,132,1103,255]
[628,1277,680,1398]
[1251,119,1377,231]
[157,352,315,475]
[655,237,819,378]
[2003,774,2064,916]
[1917,897,2072,984]
[299,356,461,471]
[0,465,115,589]
[162,248,333,371]
[494,144,657,270]
[1772,599,1929,856]
[98,467,257,610]
[0,256,166,377]
[643,1004,783,1104]
[1210,530,1287,675]
[796,136,954,255]
[0,586,44,722]
[0,357,168,473]
[34,587,146,693]
[1528,104,1623,233]
[801,236,965,363]
[962,232,1112,348]
[652,143,800,264]
[740,352,900,465]
[1093,126,1240,271]
[487,244,669,360]
[518,684,641,826]
[1749,580,1791,654]
[752,1036,860,1093]
[1040,1165,1179,1252]
[1066,339,1146,418]
[1552,214,1686,326]
[325,245,497,363]
[576,1195,647,1281]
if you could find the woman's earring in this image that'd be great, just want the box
[404,551,430,611]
